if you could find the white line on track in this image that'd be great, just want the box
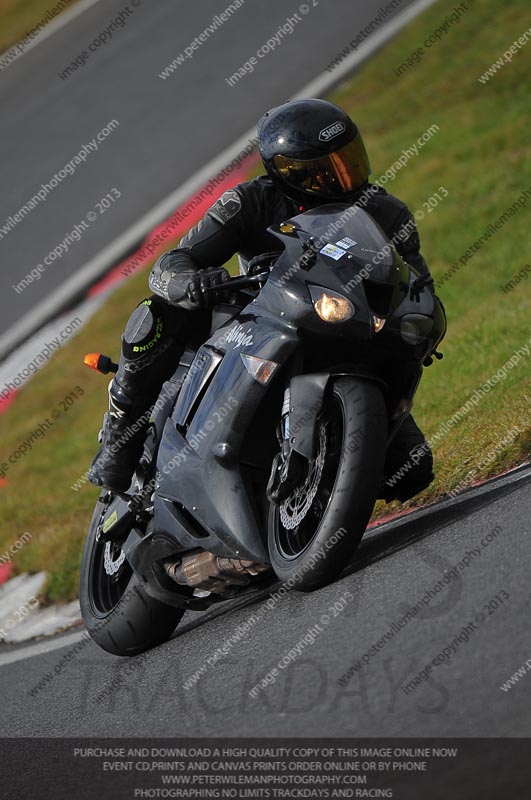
[0,630,86,668]
[0,0,106,67]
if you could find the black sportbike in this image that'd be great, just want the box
[80,204,446,656]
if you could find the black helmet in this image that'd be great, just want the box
[258,98,371,204]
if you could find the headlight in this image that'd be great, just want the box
[309,286,354,324]
[400,314,434,345]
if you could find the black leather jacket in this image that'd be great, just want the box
[149,176,429,310]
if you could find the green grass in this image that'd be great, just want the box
[0,0,80,54]
[329,0,531,510]
[1,0,530,601]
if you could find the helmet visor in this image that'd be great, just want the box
[273,137,371,198]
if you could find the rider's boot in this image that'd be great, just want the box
[88,297,187,493]
[88,381,150,493]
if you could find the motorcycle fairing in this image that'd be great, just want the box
[153,306,299,562]
[149,204,444,563]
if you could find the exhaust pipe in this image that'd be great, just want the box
[164,551,270,594]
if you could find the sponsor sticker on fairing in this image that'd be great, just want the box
[336,236,358,248]
[320,243,347,260]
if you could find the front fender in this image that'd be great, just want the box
[289,370,386,460]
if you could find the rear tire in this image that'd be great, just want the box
[268,377,387,591]
[79,492,185,656]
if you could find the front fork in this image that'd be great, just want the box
[266,383,321,505]
[267,368,408,504]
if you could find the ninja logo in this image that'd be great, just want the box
[226,323,254,348]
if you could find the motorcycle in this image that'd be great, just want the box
[79,203,446,656]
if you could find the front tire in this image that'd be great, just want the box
[79,492,185,656]
[268,377,387,591]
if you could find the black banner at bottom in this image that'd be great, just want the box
[2,738,529,799]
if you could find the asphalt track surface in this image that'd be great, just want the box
[0,0,417,352]
[1,466,530,737]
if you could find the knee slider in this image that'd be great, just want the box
[123,299,164,359]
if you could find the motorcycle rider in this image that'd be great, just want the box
[89,98,435,501]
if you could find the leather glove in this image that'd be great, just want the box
[186,267,230,309]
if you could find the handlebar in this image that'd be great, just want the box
[170,270,271,305]
[203,270,271,293]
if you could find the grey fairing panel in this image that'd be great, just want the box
[153,306,299,562]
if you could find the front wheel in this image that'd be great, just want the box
[268,377,387,591]
[79,492,186,656]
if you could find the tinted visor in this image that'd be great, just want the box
[273,137,371,198]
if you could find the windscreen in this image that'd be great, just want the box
[272,203,408,283]
[269,203,411,317]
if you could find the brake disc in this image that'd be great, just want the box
[103,543,126,576]
[279,422,327,530]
